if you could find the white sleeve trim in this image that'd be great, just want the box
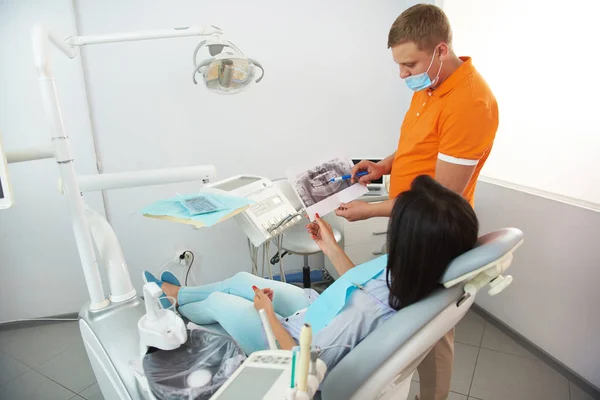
[438,153,479,166]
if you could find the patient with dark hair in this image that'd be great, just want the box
[143,175,479,372]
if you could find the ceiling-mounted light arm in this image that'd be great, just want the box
[65,25,224,47]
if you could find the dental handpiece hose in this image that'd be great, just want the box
[297,323,312,393]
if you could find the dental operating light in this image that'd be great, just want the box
[63,25,265,94]
[192,35,264,94]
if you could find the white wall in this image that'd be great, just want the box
[73,0,415,292]
[0,0,105,322]
[474,182,600,388]
[442,0,600,206]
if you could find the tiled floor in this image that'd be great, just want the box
[0,311,597,400]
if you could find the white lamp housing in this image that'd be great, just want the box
[192,35,264,94]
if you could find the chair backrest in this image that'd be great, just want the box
[271,177,304,212]
[319,227,524,400]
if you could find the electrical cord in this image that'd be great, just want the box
[182,250,195,286]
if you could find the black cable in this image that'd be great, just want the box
[183,250,195,286]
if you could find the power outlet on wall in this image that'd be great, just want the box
[174,250,192,267]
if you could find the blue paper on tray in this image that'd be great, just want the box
[141,192,254,227]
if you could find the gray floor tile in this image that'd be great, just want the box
[0,328,29,351]
[450,343,479,395]
[455,311,486,347]
[470,349,570,400]
[569,381,597,400]
[36,343,96,393]
[70,397,85,400]
[79,382,105,400]
[0,369,75,400]
[408,380,468,399]
[480,323,536,359]
[448,392,468,400]
[0,352,30,385]
[2,322,82,367]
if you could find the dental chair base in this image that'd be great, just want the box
[80,298,148,400]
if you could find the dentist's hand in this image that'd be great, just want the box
[335,201,372,222]
[306,213,339,254]
[351,160,386,185]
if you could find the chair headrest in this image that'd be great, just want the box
[440,227,524,287]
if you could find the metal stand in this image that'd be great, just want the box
[302,255,311,289]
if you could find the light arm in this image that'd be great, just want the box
[66,25,224,47]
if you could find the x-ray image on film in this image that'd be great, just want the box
[286,155,368,221]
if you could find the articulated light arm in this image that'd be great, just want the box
[65,25,224,46]
[32,24,110,310]
[30,24,232,311]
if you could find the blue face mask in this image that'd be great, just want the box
[404,48,443,92]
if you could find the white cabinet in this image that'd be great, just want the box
[323,200,389,280]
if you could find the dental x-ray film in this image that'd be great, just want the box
[286,154,368,221]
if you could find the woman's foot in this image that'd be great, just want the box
[162,281,181,304]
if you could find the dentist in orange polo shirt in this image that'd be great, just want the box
[336,4,499,400]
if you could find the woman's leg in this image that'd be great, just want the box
[177,272,310,317]
[178,292,268,354]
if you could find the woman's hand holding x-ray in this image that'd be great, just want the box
[306,214,339,254]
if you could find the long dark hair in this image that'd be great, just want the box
[386,175,479,310]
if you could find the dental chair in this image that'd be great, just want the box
[202,227,523,400]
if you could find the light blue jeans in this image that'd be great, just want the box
[177,272,310,354]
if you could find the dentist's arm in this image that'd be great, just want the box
[306,215,355,276]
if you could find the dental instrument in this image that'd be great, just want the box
[297,323,313,393]
[259,308,278,350]
[328,171,368,183]
[291,348,297,387]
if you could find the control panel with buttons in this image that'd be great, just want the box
[208,175,303,247]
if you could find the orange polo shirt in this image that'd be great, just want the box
[389,57,499,207]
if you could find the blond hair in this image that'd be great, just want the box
[388,4,452,51]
